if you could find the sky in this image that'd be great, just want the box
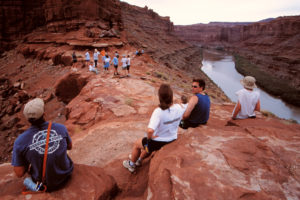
[121,0,300,25]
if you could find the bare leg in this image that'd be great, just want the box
[130,138,144,163]
[140,150,150,160]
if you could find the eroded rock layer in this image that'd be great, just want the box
[175,16,300,106]
[0,1,299,200]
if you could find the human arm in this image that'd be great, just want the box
[147,128,155,139]
[67,141,72,150]
[255,99,260,112]
[182,96,198,120]
[13,166,26,177]
[12,140,29,178]
[232,101,241,119]
[147,108,160,139]
[65,127,72,150]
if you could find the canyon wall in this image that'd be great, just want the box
[0,1,300,199]
[175,16,300,106]
[121,2,201,72]
[174,22,250,45]
[0,0,122,53]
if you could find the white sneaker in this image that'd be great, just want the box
[129,154,142,166]
[135,159,141,167]
[123,160,135,172]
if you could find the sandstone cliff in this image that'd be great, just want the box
[0,1,299,199]
[0,0,122,53]
[0,0,227,165]
[174,16,300,106]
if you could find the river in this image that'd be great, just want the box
[201,50,300,123]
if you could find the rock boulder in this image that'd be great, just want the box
[0,163,118,200]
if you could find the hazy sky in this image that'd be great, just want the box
[121,0,300,25]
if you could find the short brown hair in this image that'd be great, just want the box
[193,79,205,90]
[181,95,188,104]
[158,84,173,110]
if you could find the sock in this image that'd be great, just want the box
[129,161,135,167]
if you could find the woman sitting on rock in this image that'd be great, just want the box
[232,76,260,120]
[123,84,186,172]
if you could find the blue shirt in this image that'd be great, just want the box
[188,94,210,124]
[113,57,118,66]
[104,57,110,68]
[12,122,73,190]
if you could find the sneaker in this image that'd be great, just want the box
[128,154,141,166]
[123,160,135,172]
[135,159,142,167]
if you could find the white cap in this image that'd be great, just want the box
[23,98,45,120]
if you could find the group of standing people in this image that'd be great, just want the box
[85,49,131,77]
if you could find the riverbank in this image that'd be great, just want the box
[234,55,300,107]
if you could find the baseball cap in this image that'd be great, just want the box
[23,98,45,120]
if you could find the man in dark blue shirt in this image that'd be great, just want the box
[12,98,73,192]
[180,79,210,129]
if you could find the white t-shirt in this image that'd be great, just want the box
[233,88,260,119]
[148,104,186,142]
[85,52,90,60]
[93,52,100,60]
[89,64,96,71]
[121,57,127,67]
[104,57,111,63]
[127,57,131,65]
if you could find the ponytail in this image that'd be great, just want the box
[158,84,173,110]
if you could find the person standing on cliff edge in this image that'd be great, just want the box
[85,50,90,67]
[72,52,77,67]
[232,76,260,120]
[12,98,73,192]
[93,49,100,68]
[179,79,210,129]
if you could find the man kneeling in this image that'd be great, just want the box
[123,84,186,172]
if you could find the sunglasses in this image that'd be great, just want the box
[192,85,199,88]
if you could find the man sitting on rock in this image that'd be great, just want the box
[179,79,210,129]
[232,76,260,120]
[12,98,73,192]
[89,61,98,74]
[123,84,186,172]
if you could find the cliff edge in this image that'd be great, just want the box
[0,1,299,199]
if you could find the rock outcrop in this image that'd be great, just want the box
[0,0,122,53]
[144,107,300,199]
[0,163,118,199]
[83,104,300,200]
[1,1,299,199]
[121,2,204,72]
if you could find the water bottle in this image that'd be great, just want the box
[24,177,40,191]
